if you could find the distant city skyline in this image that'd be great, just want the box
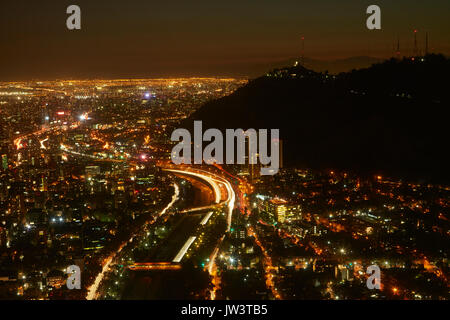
[1,0,450,80]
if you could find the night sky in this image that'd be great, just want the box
[1,0,449,80]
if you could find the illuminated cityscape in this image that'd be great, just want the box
[0,72,448,300]
[0,1,449,305]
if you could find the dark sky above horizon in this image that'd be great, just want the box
[1,0,449,80]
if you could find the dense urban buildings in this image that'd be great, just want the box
[0,72,448,300]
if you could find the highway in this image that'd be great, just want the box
[163,167,235,231]
[85,182,180,300]
[39,132,238,298]
[126,167,236,270]
[118,167,237,299]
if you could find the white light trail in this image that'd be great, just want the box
[39,138,48,149]
[164,168,235,231]
[193,168,235,231]
[86,182,179,300]
[164,169,221,204]
[200,211,214,225]
[172,236,197,263]
[180,204,218,213]
[159,183,180,217]
[86,242,126,300]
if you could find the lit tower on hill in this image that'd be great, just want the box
[395,37,401,59]
[300,36,305,66]
[413,29,418,56]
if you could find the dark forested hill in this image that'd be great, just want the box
[186,54,449,183]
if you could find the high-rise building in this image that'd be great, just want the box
[85,165,101,178]
[267,198,302,224]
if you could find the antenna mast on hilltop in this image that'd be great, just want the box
[396,36,401,59]
[413,29,418,56]
[301,36,305,66]
[425,32,429,55]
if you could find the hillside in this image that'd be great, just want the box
[185,54,449,183]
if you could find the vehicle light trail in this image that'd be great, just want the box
[164,167,235,231]
[205,234,225,300]
[128,262,182,271]
[200,211,214,225]
[39,138,48,149]
[180,205,219,213]
[173,236,197,263]
[86,241,127,300]
[221,175,235,231]
[248,226,282,299]
[164,168,222,204]
[158,183,179,217]
[193,168,235,231]
[86,182,179,300]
